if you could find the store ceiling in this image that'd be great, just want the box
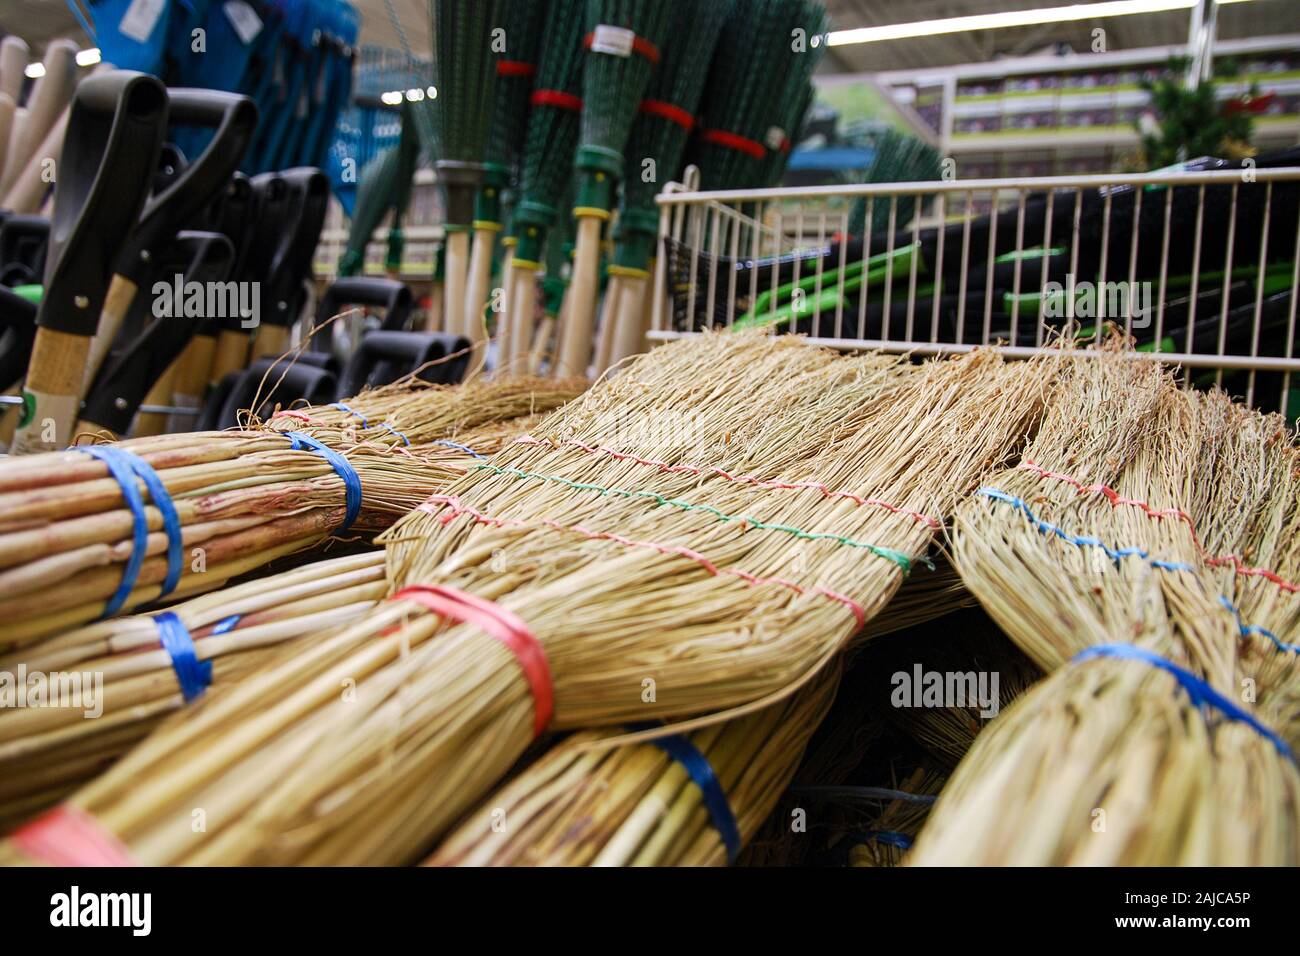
[3,0,1296,73]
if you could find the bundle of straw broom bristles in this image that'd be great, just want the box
[4,331,1299,866]
[1,332,1055,864]
[0,375,584,646]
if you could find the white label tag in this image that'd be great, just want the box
[119,0,167,44]
[224,0,263,45]
[765,126,786,150]
[590,25,636,58]
[10,389,78,456]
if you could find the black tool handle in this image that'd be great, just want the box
[80,232,236,433]
[0,214,51,287]
[0,286,38,389]
[37,71,167,337]
[207,358,338,429]
[260,167,330,329]
[114,89,258,286]
[308,277,414,354]
[337,330,469,397]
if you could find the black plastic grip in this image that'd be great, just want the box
[308,277,414,354]
[337,330,469,397]
[80,231,236,433]
[114,89,258,285]
[0,214,50,287]
[37,71,167,337]
[260,167,330,329]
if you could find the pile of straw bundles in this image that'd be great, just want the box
[2,332,1056,865]
[909,353,1300,865]
[0,376,584,644]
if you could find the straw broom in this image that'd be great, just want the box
[0,336,1058,866]
[430,0,504,348]
[466,0,548,352]
[0,551,387,831]
[427,660,839,865]
[908,354,1300,865]
[0,376,583,645]
[553,0,671,379]
[504,0,587,373]
[596,0,732,375]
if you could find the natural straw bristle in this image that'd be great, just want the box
[1,335,1058,865]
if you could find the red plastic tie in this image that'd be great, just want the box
[391,584,553,737]
[497,60,536,78]
[639,98,694,131]
[11,805,135,867]
[699,128,766,160]
[531,89,582,112]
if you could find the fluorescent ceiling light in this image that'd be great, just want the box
[75,48,101,66]
[827,0,1255,47]
[25,63,44,78]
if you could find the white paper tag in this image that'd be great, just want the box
[224,0,264,45]
[119,0,167,44]
[590,24,636,58]
[765,126,786,150]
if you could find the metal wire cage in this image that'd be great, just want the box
[652,162,1300,416]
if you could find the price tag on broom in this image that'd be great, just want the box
[590,25,637,57]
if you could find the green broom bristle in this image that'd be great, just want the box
[477,0,551,227]
[613,0,732,270]
[573,0,673,212]
[847,129,944,235]
[761,78,815,187]
[691,0,822,191]
[513,0,587,263]
[431,0,505,225]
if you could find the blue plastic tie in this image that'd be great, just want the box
[979,488,1195,572]
[154,611,212,702]
[634,723,741,862]
[211,614,243,635]
[331,401,368,427]
[74,446,183,615]
[1219,596,1300,655]
[433,439,487,460]
[1074,643,1293,761]
[282,431,361,530]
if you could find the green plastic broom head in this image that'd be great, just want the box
[574,0,672,214]
[514,0,587,265]
[477,0,550,228]
[431,0,505,228]
[691,0,812,191]
[614,0,733,273]
[761,77,815,187]
[339,105,422,277]
[847,128,943,235]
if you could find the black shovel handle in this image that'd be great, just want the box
[337,330,469,397]
[308,277,414,354]
[114,89,258,285]
[261,167,330,329]
[80,231,236,434]
[37,71,167,337]
[0,214,51,287]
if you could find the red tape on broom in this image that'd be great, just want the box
[11,805,136,867]
[391,585,553,737]
[531,89,582,112]
[583,31,660,65]
[699,128,766,161]
[639,98,694,131]
[497,60,536,77]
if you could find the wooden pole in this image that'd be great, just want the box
[552,214,603,377]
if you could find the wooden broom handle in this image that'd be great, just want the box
[506,262,539,374]
[592,272,625,377]
[0,94,14,190]
[552,214,603,378]
[464,226,498,351]
[495,256,517,371]
[130,358,180,437]
[209,330,251,385]
[529,315,555,375]
[441,229,471,339]
[0,36,29,103]
[0,39,75,197]
[251,323,291,361]
[609,273,651,369]
[10,327,90,454]
[81,274,138,398]
[1,102,68,214]
[425,281,445,332]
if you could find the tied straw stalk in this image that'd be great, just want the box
[0,551,387,832]
[428,661,840,866]
[553,0,671,379]
[1,332,1056,866]
[595,0,732,375]
[908,352,1300,865]
[0,375,583,645]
